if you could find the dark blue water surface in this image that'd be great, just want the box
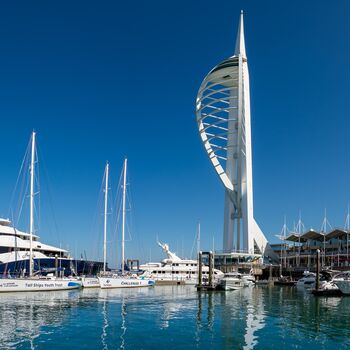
[0,285,349,349]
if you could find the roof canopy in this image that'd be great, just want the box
[302,230,324,241]
[280,228,349,243]
[326,228,348,241]
[284,233,307,243]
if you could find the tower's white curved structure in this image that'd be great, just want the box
[196,12,275,259]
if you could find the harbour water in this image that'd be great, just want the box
[1,285,350,349]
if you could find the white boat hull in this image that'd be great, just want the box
[335,280,350,295]
[81,277,100,288]
[0,278,81,292]
[99,277,155,289]
[219,278,244,291]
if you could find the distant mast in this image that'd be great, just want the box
[103,162,109,273]
[197,221,201,256]
[121,158,127,275]
[29,131,36,277]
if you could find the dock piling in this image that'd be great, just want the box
[316,249,320,290]
[198,251,202,288]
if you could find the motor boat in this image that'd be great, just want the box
[334,271,350,294]
[296,271,316,289]
[218,272,246,290]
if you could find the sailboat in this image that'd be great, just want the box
[81,162,109,288]
[0,131,81,292]
[98,158,155,288]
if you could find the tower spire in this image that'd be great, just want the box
[234,10,246,58]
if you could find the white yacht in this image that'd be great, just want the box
[139,242,224,285]
[296,271,316,289]
[218,272,245,290]
[0,218,69,274]
[334,271,350,294]
[0,132,81,292]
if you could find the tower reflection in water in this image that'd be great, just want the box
[196,287,266,349]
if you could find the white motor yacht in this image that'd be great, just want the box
[140,242,224,285]
[296,271,316,289]
[334,271,350,294]
[218,272,245,290]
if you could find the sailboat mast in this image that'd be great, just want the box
[103,162,109,273]
[29,131,36,277]
[121,158,127,275]
[197,221,200,256]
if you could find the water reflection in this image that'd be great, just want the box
[101,298,108,350]
[0,290,80,349]
[1,286,350,349]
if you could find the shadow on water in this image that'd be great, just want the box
[1,286,350,349]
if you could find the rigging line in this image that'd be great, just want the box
[126,168,146,262]
[96,165,109,261]
[8,136,31,219]
[12,154,29,228]
[125,180,133,242]
[36,142,63,245]
[190,226,198,259]
[88,164,107,263]
[34,145,41,237]
[111,165,124,236]
[17,176,29,228]
[114,195,123,238]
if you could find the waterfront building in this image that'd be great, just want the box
[272,211,350,269]
[274,227,350,269]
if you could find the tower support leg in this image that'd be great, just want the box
[223,190,235,252]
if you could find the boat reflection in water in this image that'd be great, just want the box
[0,290,81,348]
[2,286,350,349]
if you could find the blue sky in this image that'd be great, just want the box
[0,1,350,267]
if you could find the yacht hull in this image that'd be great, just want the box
[98,277,155,289]
[219,278,244,291]
[81,277,100,288]
[0,278,82,292]
[335,280,350,295]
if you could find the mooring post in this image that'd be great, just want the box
[198,251,202,287]
[55,254,58,278]
[208,251,213,288]
[316,249,320,290]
